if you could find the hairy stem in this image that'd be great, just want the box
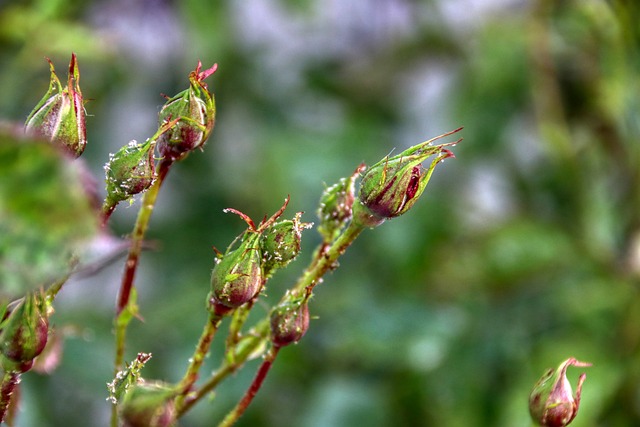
[291,221,364,295]
[0,371,19,424]
[175,311,225,411]
[218,346,280,427]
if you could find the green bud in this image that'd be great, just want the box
[261,212,312,277]
[270,293,310,347]
[529,358,591,427]
[317,165,363,242]
[104,140,155,206]
[25,54,86,157]
[210,233,263,309]
[354,129,461,228]
[120,382,177,427]
[0,292,49,365]
[157,62,217,160]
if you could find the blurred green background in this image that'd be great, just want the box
[1,0,640,425]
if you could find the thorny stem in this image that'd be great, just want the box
[0,371,19,424]
[217,346,280,427]
[174,311,225,411]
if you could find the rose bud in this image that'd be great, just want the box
[529,357,591,427]
[353,128,461,228]
[120,382,177,427]
[270,294,310,348]
[25,53,86,157]
[210,233,263,309]
[317,165,363,243]
[156,62,217,160]
[104,139,156,207]
[0,292,49,365]
[261,212,312,277]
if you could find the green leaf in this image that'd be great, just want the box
[0,128,98,298]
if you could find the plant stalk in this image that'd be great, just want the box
[217,346,280,427]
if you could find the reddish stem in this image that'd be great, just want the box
[116,158,172,314]
[218,346,280,427]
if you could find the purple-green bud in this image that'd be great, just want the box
[353,129,461,228]
[104,140,156,205]
[270,294,310,347]
[25,54,87,157]
[317,165,363,242]
[261,213,312,277]
[120,382,177,427]
[0,293,49,365]
[210,233,263,309]
[157,62,217,160]
[529,357,591,427]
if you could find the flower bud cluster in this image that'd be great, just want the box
[270,291,311,348]
[353,128,461,228]
[0,292,50,373]
[209,200,310,311]
[104,140,156,206]
[317,165,363,243]
[25,54,86,157]
[529,357,591,427]
[120,381,177,427]
[103,62,217,208]
[157,62,217,161]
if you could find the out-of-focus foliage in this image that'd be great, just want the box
[1,0,639,426]
[0,128,98,299]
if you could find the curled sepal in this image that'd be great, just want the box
[270,290,311,348]
[529,357,591,427]
[107,352,152,405]
[25,54,86,157]
[261,212,312,277]
[157,62,217,161]
[119,381,178,427]
[0,291,50,367]
[209,233,263,309]
[353,128,462,228]
[104,140,156,207]
[317,164,364,243]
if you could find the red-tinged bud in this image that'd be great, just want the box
[157,62,217,160]
[0,292,49,365]
[529,357,591,427]
[317,165,364,242]
[25,54,86,157]
[270,293,310,347]
[104,140,156,206]
[261,212,312,277]
[353,129,461,228]
[210,233,263,309]
[120,382,177,427]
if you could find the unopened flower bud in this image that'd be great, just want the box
[261,213,311,277]
[354,129,461,228]
[157,62,216,160]
[529,357,591,427]
[210,233,263,309]
[25,54,86,157]
[0,292,49,365]
[317,165,363,242]
[270,294,310,347]
[120,382,177,427]
[104,140,155,206]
